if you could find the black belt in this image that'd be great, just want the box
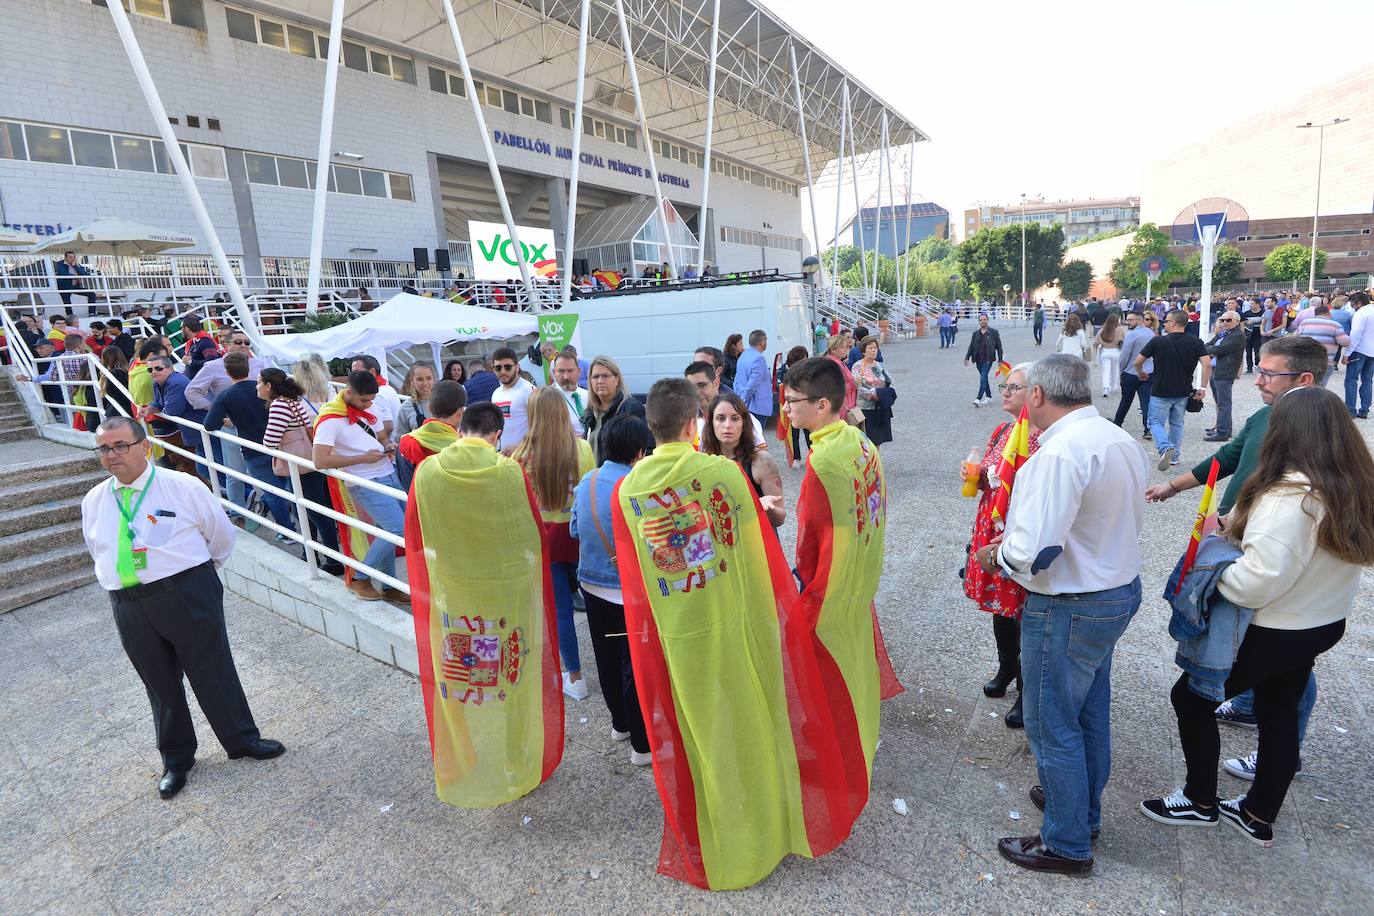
[112,560,215,600]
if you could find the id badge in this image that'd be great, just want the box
[131,548,149,572]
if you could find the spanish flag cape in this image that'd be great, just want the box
[127,360,154,407]
[989,406,1031,530]
[313,393,391,585]
[398,418,458,469]
[795,421,903,798]
[1172,459,1221,597]
[612,442,856,890]
[405,437,563,807]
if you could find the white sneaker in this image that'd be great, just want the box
[562,672,587,701]
[611,727,631,742]
[1157,447,1176,471]
[973,397,983,408]
[1224,750,1302,781]
[630,750,653,767]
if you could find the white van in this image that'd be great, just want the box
[563,281,813,395]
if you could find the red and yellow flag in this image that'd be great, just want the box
[773,353,794,465]
[995,360,1013,379]
[592,269,623,289]
[314,393,393,584]
[405,437,563,807]
[795,421,902,808]
[1173,459,1221,597]
[989,406,1032,530]
[612,442,855,889]
[398,418,458,470]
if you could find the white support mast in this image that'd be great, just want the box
[846,95,869,297]
[439,0,539,306]
[305,0,346,316]
[694,0,721,273]
[102,0,263,346]
[901,141,914,302]
[830,84,849,316]
[789,41,822,321]
[613,0,677,278]
[561,0,592,306]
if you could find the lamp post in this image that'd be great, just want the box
[1002,283,1011,314]
[1020,192,1028,316]
[1296,118,1349,293]
[950,273,960,302]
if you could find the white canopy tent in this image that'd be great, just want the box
[255,293,537,371]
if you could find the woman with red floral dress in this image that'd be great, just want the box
[963,364,1040,728]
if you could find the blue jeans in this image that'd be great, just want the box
[1229,671,1317,747]
[243,451,295,531]
[1343,352,1374,415]
[975,361,993,400]
[551,560,580,673]
[1148,395,1188,456]
[212,428,248,511]
[347,473,405,583]
[1022,578,1141,861]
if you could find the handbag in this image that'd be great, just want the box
[1185,393,1204,413]
[272,399,315,476]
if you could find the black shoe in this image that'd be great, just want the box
[320,559,346,576]
[1142,430,1152,440]
[1357,413,1369,420]
[159,760,194,799]
[1202,432,1231,442]
[997,835,1093,876]
[1005,692,1024,729]
[228,738,286,760]
[983,666,1016,699]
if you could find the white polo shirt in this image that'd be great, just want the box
[313,413,395,480]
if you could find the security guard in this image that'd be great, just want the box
[81,416,284,799]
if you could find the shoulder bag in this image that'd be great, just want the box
[272,398,316,476]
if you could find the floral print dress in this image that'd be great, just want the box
[963,421,1041,618]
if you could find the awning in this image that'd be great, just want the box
[29,218,196,257]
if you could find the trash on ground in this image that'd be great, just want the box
[977,873,995,883]
[1009,810,1021,821]
[1334,726,1349,734]
[522,815,533,826]
[892,798,909,816]
[579,717,588,724]
[1314,795,1329,801]
[588,867,601,880]
[379,803,393,814]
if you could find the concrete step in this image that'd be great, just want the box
[0,570,98,615]
[0,426,38,442]
[0,542,93,592]
[0,495,84,538]
[4,453,102,487]
[0,520,86,563]
[0,415,35,433]
[0,469,107,512]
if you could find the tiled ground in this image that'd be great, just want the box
[2,325,1371,914]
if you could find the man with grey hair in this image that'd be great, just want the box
[973,354,1148,875]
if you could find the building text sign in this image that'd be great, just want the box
[492,130,692,190]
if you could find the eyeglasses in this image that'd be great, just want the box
[784,395,819,405]
[589,373,617,382]
[95,441,141,456]
[1256,369,1303,381]
[230,339,250,346]
[998,383,1025,393]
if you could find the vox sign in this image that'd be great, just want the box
[467,220,558,281]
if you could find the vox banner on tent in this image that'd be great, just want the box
[468,221,558,282]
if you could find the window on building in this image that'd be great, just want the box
[535,100,551,124]
[23,125,72,165]
[245,152,278,185]
[389,173,413,201]
[113,136,155,172]
[188,145,226,179]
[360,169,388,198]
[391,57,416,85]
[225,7,256,42]
[0,121,25,160]
[560,108,572,130]
[258,19,286,49]
[368,50,391,78]
[428,66,448,94]
[95,0,206,29]
[449,74,467,97]
[71,130,116,169]
[277,157,309,189]
[332,165,363,195]
[342,41,368,72]
[287,25,315,58]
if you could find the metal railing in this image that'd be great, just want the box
[2,316,410,596]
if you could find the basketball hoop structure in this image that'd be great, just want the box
[1172,198,1249,331]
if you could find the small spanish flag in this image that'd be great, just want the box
[773,353,794,464]
[1173,459,1221,597]
[989,406,1030,530]
[995,360,1013,379]
[592,269,623,289]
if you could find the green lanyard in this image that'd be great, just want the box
[113,464,155,542]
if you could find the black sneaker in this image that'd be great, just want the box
[1219,796,1274,848]
[1139,789,1218,827]
[1214,700,1258,729]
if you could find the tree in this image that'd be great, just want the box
[906,235,955,266]
[1059,259,1093,299]
[1107,223,1180,292]
[819,245,863,276]
[1179,244,1245,286]
[1265,243,1325,284]
[955,223,1065,300]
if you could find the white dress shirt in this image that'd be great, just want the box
[1347,305,1374,358]
[81,463,236,591]
[372,384,403,437]
[183,355,267,410]
[996,406,1148,595]
[554,386,589,436]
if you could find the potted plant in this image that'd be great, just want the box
[869,301,893,341]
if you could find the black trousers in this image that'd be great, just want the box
[581,588,648,754]
[789,425,812,462]
[1112,372,1151,430]
[1172,619,1344,823]
[110,561,260,768]
[1244,330,1263,372]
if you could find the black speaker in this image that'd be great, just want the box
[413,247,430,271]
[572,258,589,276]
[434,248,451,272]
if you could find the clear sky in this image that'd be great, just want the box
[777,0,1372,247]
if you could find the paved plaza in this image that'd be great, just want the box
[2,325,1372,914]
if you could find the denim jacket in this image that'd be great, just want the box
[1165,534,1252,701]
[569,460,632,589]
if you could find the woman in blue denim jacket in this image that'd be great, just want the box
[569,414,656,766]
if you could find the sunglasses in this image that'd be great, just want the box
[493,363,517,372]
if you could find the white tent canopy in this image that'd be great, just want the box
[30,217,196,256]
[256,293,537,370]
[0,227,39,249]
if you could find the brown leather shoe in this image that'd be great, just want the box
[348,579,384,601]
[382,587,412,609]
[997,834,1093,876]
[1029,786,1100,839]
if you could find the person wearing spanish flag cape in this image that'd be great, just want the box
[404,402,564,808]
[611,378,856,890]
[782,357,903,816]
[395,380,467,490]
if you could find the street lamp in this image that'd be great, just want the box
[950,273,960,302]
[1296,118,1350,292]
[1020,192,1027,316]
[1002,282,1011,312]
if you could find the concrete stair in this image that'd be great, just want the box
[0,374,99,612]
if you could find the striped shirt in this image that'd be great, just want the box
[1295,316,1351,365]
[261,397,314,450]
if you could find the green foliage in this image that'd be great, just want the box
[1179,244,1245,285]
[906,235,956,265]
[1069,225,1136,248]
[1265,243,1325,282]
[290,310,353,334]
[1107,223,1183,291]
[1059,260,1094,299]
[955,223,1066,300]
[820,245,864,275]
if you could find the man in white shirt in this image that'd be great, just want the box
[489,346,535,448]
[81,417,284,801]
[551,351,589,436]
[185,330,266,514]
[685,359,764,449]
[351,355,401,444]
[1341,291,1373,418]
[974,354,1147,876]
